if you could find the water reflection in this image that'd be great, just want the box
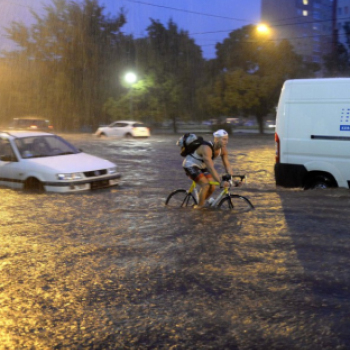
[2,134,347,348]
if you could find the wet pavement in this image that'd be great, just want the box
[1,133,350,349]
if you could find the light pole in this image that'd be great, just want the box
[124,72,137,119]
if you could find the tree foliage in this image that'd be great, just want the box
[323,25,350,77]
[207,25,319,132]
[3,0,128,130]
[323,43,350,76]
[104,19,204,131]
[0,4,320,133]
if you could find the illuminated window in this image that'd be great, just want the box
[303,0,308,4]
[303,10,308,16]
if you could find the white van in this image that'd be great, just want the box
[275,78,350,189]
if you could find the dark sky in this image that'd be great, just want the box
[0,0,261,59]
[102,0,261,58]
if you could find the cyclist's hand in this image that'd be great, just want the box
[233,180,242,187]
[220,180,230,188]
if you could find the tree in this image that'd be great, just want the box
[207,25,319,133]
[323,43,350,76]
[0,59,34,124]
[144,19,204,126]
[103,68,184,133]
[103,19,205,131]
[323,25,350,77]
[4,0,128,130]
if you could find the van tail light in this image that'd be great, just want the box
[275,132,280,163]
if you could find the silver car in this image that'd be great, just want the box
[0,131,121,192]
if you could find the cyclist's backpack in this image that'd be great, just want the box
[177,133,214,158]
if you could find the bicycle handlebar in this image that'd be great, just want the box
[211,174,245,189]
[220,175,245,187]
[208,175,246,188]
[231,175,245,181]
[221,174,245,182]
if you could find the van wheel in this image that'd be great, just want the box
[305,174,336,190]
[24,177,45,193]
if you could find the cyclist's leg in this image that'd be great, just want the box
[203,171,215,199]
[196,177,211,206]
[184,167,208,207]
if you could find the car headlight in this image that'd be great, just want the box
[57,172,84,180]
[108,167,117,174]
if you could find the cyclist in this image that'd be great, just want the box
[182,129,237,208]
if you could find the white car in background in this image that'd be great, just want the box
[94,120,150,138]
[0,131,121,192]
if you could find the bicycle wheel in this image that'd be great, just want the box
[218,194,254,210]
[165,189,197,207]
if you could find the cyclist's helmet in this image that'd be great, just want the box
[213,129,228,137]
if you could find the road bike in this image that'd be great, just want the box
[165,175,254,210]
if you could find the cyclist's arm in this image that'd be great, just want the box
[221,146,232,175]
[220,148,242,186]
[201,145,221,183]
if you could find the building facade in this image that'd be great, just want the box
[261,0,334,64]
[337,0,350,47]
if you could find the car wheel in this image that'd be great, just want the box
[24,177,45,193]
[305,174,336,190]
[99,132,107,138]
[125,133,133,139]
[312,178,331,189]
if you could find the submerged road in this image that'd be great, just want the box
[1,133,350,349]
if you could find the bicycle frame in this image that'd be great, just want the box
[187,180,230,207]
[165,174,254,209]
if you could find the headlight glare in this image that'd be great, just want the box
[57,172,83,180]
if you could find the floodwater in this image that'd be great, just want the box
[1,133,350,349]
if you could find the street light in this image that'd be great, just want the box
[125,72,137,85]
[256,23,270,35]
[124,72,137,119]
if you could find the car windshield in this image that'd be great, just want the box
[15,135,81,159]
[132,123,146,127]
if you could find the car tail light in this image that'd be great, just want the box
[275,132,280,163]
[48,125,54,129]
